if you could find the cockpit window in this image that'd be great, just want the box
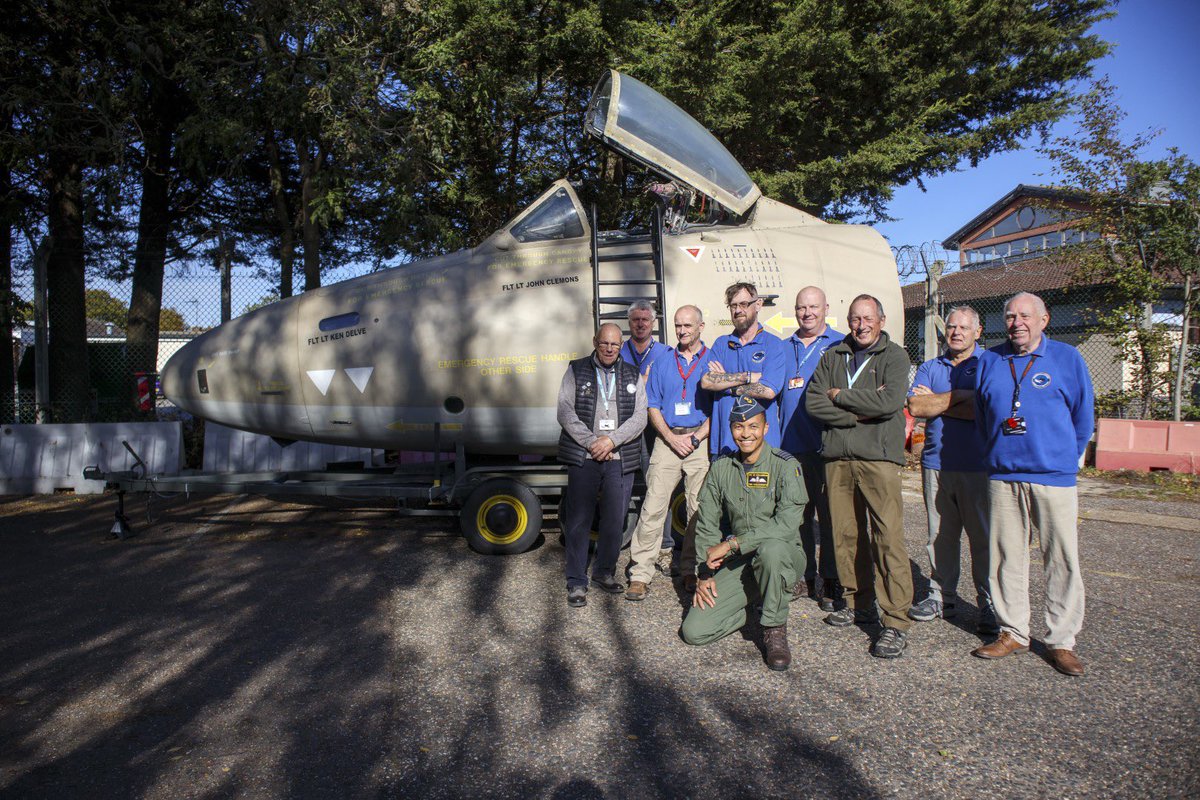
[585,71,761,216]
[510,187,585,243]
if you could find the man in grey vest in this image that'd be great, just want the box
[557,323,648,607]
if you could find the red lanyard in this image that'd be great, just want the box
[676,345,707,399]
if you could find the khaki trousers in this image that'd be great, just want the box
[922,468,991,605]
[987,480,1085,649]
[825,460,913,631]
[629,437,710,584]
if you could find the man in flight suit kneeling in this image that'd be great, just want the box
[680,397,808,671]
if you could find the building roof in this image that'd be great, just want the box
[86,318,125,338]
[942,184,1090,249]
[901,255,1082,310]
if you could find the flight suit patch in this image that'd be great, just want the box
[746,472,770,488]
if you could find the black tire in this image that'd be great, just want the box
[460,478,542,555]
[557,493,637,550]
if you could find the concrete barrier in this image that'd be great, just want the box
[1094,418,1200,474]
[202,423,383,472]
[0,422,183,494]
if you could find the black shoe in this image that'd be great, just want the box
[567,587,587,607]
[824,606,877,627]
[819,578,845,612]
[591,575,624,594]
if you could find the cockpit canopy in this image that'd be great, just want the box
[584,70,761,217]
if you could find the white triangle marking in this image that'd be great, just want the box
[345,367,374,394]
[306,369,336,396]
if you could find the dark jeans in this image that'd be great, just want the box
[799,452,837,583]
[564,459,636,590]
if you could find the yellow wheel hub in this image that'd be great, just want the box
[476,495,528,545]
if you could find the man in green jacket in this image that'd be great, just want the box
[805,294,914,659]
[680,397,808,671]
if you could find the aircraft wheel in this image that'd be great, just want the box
[663,483,688,548]
[557,494,636,550]
[460,479,542,555]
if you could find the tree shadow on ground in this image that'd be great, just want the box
[0,494,879,798]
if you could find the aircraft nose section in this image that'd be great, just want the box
[161,330,207,416]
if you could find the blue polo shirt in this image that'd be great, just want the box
[909,345,986,472]
[620,339,671,378]
[708,325,787,456]
[780,326,843,456]
[975,336,1094,487]
[646,343,714,428]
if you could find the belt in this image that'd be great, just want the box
[669,425,701,434]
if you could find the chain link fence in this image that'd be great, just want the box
[6,241,1197,439]
[6,261,371,427]
[894,241,1199,420]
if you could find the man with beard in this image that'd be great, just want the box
[680,397,807,671]
[806,294,913,659]
[700,282,786,458]
[557,323,647,608]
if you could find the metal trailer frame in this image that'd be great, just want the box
[82,432,673,555]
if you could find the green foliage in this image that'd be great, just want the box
[84,289,129,325]
[628,0,1112,220]
[159,307,186,331]
[1042,79,1200,419]
[242,293,281,315]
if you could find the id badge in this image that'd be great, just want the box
[598,419,616,431]
[788,376,804,390]
[674,402,692,416]
[1001,416,1026,436]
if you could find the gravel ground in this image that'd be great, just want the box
[0,474,1197,799]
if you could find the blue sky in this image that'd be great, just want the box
[875,0,1200,256]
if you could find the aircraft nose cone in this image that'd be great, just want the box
[161,334,203,414]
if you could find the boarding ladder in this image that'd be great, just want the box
[590,204,667,341]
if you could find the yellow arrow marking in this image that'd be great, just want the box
[764,312,799,335]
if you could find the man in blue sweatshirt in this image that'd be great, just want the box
[972,292,1094,677]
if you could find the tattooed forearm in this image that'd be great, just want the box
[734,382,772,398]
[703,371,743,391]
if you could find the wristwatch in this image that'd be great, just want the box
[690,434,700,449]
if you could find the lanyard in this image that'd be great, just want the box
[844,353,873,387]
[597,368,616,412]
[675,345,707,399]
[626,340,652,370]
[1008,355,1037,414]
[792,336,824,376]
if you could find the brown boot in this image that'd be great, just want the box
[1048,648,1085,677]
[972,631,1029,659]
[624,581,649,601]
[762,624,791,671]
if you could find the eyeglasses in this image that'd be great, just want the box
[596,342,621,350]
[728,300,757,311]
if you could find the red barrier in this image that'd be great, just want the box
[1094,418,1200,474]
[134,372,156,412]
